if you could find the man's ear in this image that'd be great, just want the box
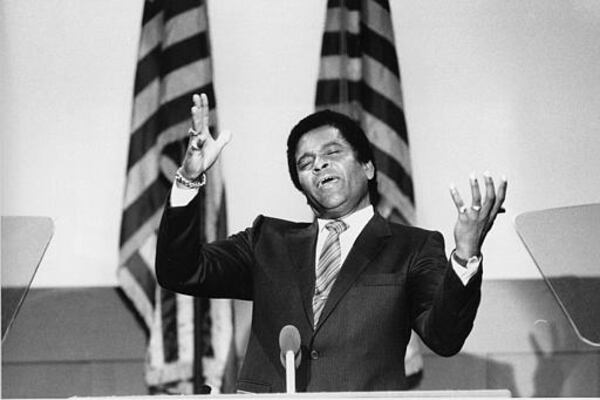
[363,160,375,180]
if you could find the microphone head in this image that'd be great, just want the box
[279,325,301,354]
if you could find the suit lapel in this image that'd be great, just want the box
[315,213,391,332]
[285,221,318,328]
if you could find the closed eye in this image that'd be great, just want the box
[296,157,313,170]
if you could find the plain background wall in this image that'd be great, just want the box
[2,0,600,287]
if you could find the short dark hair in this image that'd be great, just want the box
[286,109,379,205]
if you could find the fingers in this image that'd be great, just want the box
[188,131,209,152]
[449,184,467,214]
[451,172,508,218]
[469,173,482,212]
[480,171,496,215]
[489,175,508,218]
[191,93,210,133]
[187,126,232,161]
[191,94,202,131]
[188,93,233,155]
[189,93,212,152]
[200,93,210,134]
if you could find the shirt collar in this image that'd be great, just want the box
[316,205,375,233]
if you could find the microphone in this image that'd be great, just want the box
[279,325,301,393]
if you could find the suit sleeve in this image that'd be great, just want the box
[155,191,259,300]
[407,231,482,356]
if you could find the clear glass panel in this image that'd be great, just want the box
[1,216,54,342]
[515,204,600,347]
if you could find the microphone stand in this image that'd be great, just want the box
[284,349,296,393]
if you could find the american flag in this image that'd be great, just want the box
[118,0,233,394]
[315,0,422,386]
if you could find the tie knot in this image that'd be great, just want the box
[325,220,348,234]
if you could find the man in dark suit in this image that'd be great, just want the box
[156,93,507,393]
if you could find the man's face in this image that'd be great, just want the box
[295,125,374,219]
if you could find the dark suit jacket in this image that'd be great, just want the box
[156,194,482,393]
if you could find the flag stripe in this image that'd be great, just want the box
[139,13,163,60]
[119,208,163,266]
[124,149,162,210]
[377,172,415,224]
[163,59,214,106]
[318,56,361,81]
[327,0,361,10]
[321,31,361,58]
[359,22,400,77]
[316,79,408,144]
[316,78,360,105]
[164,7,207,47]
[370,0,390,11]
[162,0,199,20]
[132,79,160,134]
[324,9,360,34]
[371,145,414,202]
[362,0,394,42]
[120,176,169,246]
[161,289,179,362]
[161,33,211,78]
[362,111,411,174]
[160,138,187,172]
[362,55,404,107]
[141,1,162,25]
[119,268,154,330]
[124,251,157,306]
[135,46,162,96]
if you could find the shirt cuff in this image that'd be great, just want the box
[450,253,481,286]
[170,181,199,207]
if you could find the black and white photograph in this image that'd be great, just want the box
[1,0,599,398]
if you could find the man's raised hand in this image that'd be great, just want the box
[180,93,232,180]
[449,172,507,260]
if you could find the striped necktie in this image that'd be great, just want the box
[312,219,348,327]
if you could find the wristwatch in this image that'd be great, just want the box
[451,250,481,268]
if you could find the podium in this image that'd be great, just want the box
[1,216,54,342]
[515,203,600,347]
[69,390,511,399]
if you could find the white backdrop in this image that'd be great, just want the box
[2,0,600,287]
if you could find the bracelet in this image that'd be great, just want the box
[175,167,206,189]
